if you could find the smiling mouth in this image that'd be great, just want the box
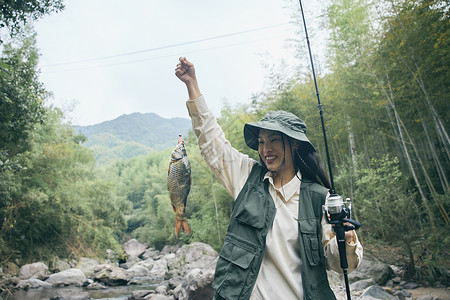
[265,156,276,163]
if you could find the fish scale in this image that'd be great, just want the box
[167,135,191,238]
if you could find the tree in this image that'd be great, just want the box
[1,107,126,261]
[0,28,47,157]
[0,0,64,42]
[355,156,422,277]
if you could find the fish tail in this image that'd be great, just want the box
[175,217,191,238]
[182,220,191,235]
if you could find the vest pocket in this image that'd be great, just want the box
[299,218,323,266]
[212,233,258,299]
[234,183,266,229]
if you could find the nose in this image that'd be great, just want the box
[259,142,272,154]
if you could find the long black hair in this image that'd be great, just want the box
[291,139,331,189]
[258,131,331,189]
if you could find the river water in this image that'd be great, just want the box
[0,282,160,300]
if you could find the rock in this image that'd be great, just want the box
[394,289,411,300]
[127,264,150,277]
[3,262,20,276]
[134,258,155,270]
[75,257,99,277]
[349,259,393,285]
[149,258,169,278]
[45,268,87,286]
[128,276,159,285]
[120,254,141,269]
[18,262,49,280]
[1,276,19,288]
[351,278,374,292]
[404,282,419,289]
[130,289,154,300]
[155,283,168,294]
[53,259,71,273]
[141,248,161,260]
[86,282,107,290]
[93,264,129,286]
[361,285,397,299]
[16,278,52,289]
[124,239,147,257]
[82,278,93,287]
[144,294,173,300]
[160,244,181,255]
[167,242,218,277]
[177,267,215,300]
[168,276,184,289]
[415,296,433,300]
[392,276,402,284]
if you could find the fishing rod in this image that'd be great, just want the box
[297,1,361,300]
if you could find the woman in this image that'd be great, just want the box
[175,57,363,300]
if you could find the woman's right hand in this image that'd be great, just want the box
[175,57,196,84]
[175,57,201,100]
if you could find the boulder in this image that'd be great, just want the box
[18,262,49,280]
[53,259,71,273]
[167,242,218,277]
[144,294,173,300]
[119,254,141,269]
[133,257,155,272]
[130,290,154,299]
[351,279,374,293]
[349,259,393,285]
[129,276,159,285]
[75,257,99,277]
[160,244,181,255]
[86,282,107,290]
[141,247,161,260]
[176,267,215,300]
[16,278,52,289]
[127,263,150,277]
[3,262,20,276]
[360,285,397,299]
[1,276,20,289]
[45,268,87,286]
[149,258,169,278]
[94,264,129,286]
[124,239,147,257]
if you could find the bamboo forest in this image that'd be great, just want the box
[0,0,448,285]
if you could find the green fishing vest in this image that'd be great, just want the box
[212,164,336,300]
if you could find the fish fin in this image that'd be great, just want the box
[182,220,191,235]
[175,217,182,239]
[175,217,191,239]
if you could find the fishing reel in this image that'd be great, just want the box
[323,194,361,270]
[323,194,361,231]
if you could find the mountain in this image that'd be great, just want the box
[74,112,192,165]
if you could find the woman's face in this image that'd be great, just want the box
[258,129,295,176]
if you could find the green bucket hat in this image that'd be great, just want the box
[244,110,314,151]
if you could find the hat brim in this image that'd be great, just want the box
[244,121,315,151]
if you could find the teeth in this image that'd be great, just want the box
[266,156,275,160]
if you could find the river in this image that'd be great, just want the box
[0,282,160,300]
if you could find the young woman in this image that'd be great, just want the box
[175,57,363,300]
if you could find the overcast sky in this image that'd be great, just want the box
[34,0,327,126]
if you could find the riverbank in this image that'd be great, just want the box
[1,239,449,300]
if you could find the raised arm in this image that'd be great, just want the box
[175,57,202,100]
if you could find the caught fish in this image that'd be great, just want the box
[167,135,192,238]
